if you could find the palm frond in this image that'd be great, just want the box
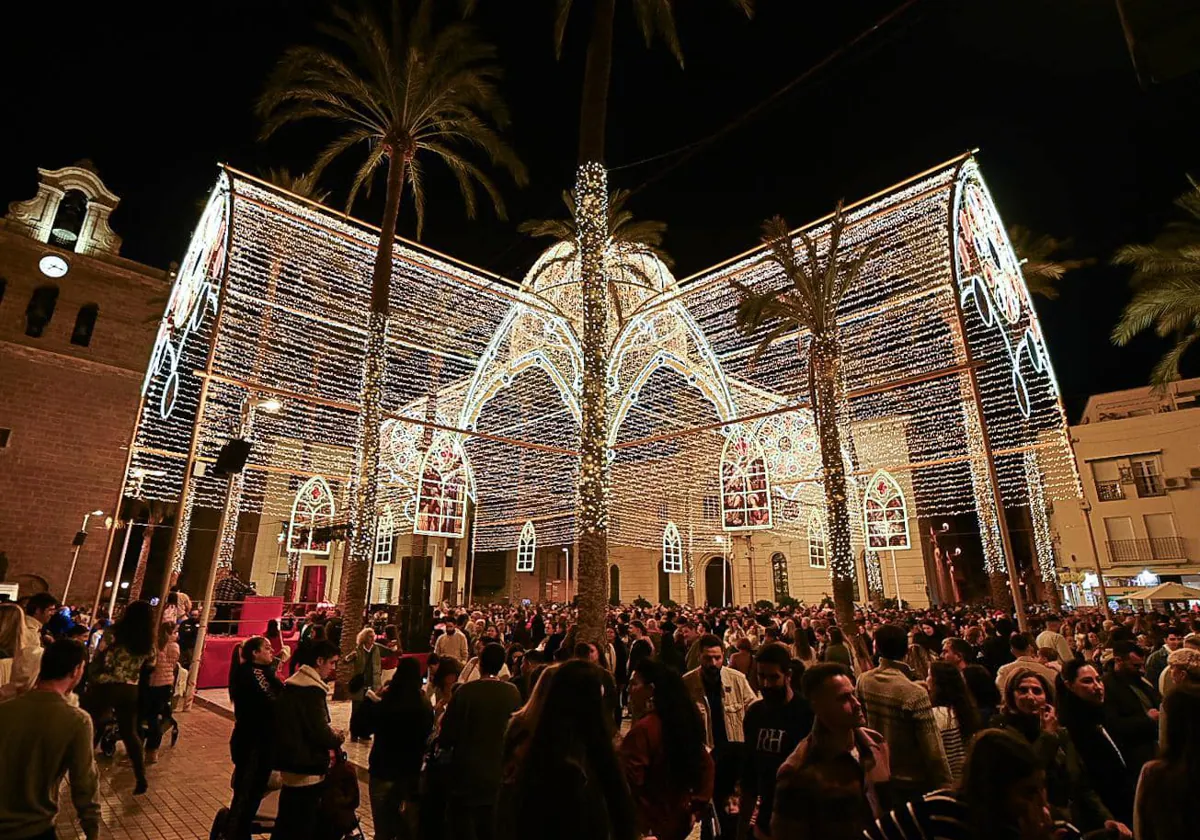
[1007,223,1093,300]
[257,0,524,236]
[261,167,332,203]
[1112,182,1200,383]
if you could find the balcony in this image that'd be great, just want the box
[1096,480,1125,501]
[1105,536,1188,564]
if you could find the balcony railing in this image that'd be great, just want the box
[1105,536,1188,563]
[1096,480,1125,501]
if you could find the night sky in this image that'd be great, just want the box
[4,0,1197,418]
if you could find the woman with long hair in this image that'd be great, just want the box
[369,657,434,840]
[620,659,714,840]
[1134,684,1200,840]
[991,669,1123,835]
[428,656,462,722]
[822,626,853,675]
[789,627,817,669]
[224,635,282,840]
[927,660,981,782]
[81,599,157,793]
[500,660,637,840]
[143,622,181,764]
[0,602,28,695]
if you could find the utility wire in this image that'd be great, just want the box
[618,0,925,194]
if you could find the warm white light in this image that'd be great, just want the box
[120,581,129,589]
[255,398,283,414]
[90,509,105,516]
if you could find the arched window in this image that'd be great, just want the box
[770,552,789,602]
[720,427,772,531]
[516,520,536,572]
[808,508,827,569]
[662,521,683,573]
[50,190,88,250]
[71,304,98,347]
[288,476,335,555]
[25,285,59,337]
[864,469,911,550]
[415,433,470,538]
[374,505,395,565]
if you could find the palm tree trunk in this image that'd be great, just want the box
[808,334,858,637]
[572,0,617,646]
[578,0,616,166]
[128,506,163,601]
[338,152,406,693]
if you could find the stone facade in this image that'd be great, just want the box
[0,164,167,601]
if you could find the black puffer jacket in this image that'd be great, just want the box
[273,665,341,777]
[230,661,281,763]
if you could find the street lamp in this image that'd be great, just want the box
[63,509,106,605]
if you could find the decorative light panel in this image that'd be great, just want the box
[864,469,911,550]
[516,519,536,572]
[662,521,684,573]
[374,504,395,565]
[719,427,773,531]
[415,433,471,538]
[288,476,334,555]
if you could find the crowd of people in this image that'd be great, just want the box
[2,589,1200,840]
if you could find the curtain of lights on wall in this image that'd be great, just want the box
[374,504,395,565]
[720,429,772,531]
[516,519,536,572]
[415,433,470,538]
[288,476,334,555]
[864,470,911,550]
[662,521,684,573]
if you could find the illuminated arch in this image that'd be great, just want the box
[143,173,231,418]
[414,433,472,538]
[807,508,827,569]
[288,476,334,556]
[720,428,773,531]
[662,521,683,573]
[953,161,1061,418]
[374,504,395,565]
[864,469,911,550]
[517,520,536,572]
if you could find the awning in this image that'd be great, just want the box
[1126,581,1200,601]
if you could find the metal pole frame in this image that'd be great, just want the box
[1080,499,1114,618]
[107,520,137,618]
[946,159,1029,633]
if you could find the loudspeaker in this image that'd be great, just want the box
[212,439,252,476]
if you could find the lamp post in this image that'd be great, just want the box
[1080,499,1113,617]
[63,510,106,606]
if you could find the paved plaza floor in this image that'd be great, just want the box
[53,700,375,840]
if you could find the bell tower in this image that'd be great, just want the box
[4,160,122,257]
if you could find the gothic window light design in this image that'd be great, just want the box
[662,521,684,573]
[808,508,827,569]
[864,469,911,550]
[414,433,470,538]
[719,428,773,531]
[517,520,536,572]
[374,504,395,565]
[288,476,334,555]
[757,411,820,483]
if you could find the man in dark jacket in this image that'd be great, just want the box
[439,642,521,840]
[1059,660,1135,826]
[1103,641,1161,772]
[739,643,813,839]
[273,640,344,840]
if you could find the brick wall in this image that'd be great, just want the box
[0,228,165,602]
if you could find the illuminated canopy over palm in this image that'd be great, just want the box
[257,0,526,239]
[734,209,876,635]
[1112,184,1200,385]
[520,188,672,330]
[1007,224,1092,300]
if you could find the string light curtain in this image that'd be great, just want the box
[123,156,1079,598]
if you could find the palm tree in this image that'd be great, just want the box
[733,208,876,638]
[547,0,753,644]
[257,0,526,680]
[128,501,170,601]
[262,167,332,204]
[1112,183,1200,386]
[1007,224,1093,300]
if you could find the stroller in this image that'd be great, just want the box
[97,709,179,757]
[209,751,365,840]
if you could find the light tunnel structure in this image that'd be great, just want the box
[121,153,1081,608]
